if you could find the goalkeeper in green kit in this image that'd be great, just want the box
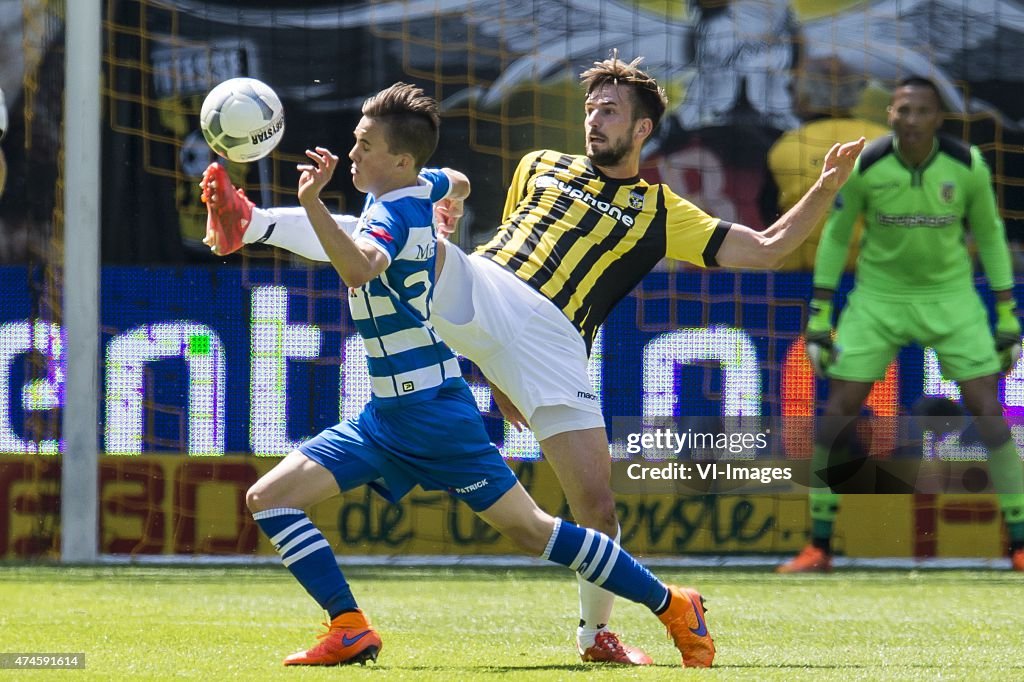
[778,76,1024,573]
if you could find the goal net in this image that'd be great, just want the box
[1,0,1022,563]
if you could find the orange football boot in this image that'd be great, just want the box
[199,162,252,255]
[658,585,715,668]
[579,630,653,665]
[776,544,832,574]
[282,610,382,666]
[1012,547,1024,572]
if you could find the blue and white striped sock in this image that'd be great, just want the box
[253,508,357,618]
[542,518,669,613]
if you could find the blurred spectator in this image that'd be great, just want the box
[763,57,889,270]
[675,0,800,132]
[641,1,801,229]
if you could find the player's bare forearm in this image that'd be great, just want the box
[766,177,841,255]
[298,146,386,287]
[302,197,383,287]
[715,138,865,269]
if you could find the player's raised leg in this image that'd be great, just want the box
[200,162,353,260]
[199,162,253,255]
[246,449,382,666]
[475,481,715,668]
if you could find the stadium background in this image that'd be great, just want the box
[1,0,1023,562]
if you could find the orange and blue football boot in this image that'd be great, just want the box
[199,162,252,256]
[1012,547,1024,572]
[658,585,715,668]
[578,630,653,665]
[282,610,382,666]
[776,544,832,574]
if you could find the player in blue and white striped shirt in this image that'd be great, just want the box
[345,166,461,406]
[233,83,711,669]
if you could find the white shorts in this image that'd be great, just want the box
[431,242,604,439]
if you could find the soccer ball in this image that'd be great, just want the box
[200,78,284,163]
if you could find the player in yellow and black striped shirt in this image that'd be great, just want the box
[462,62,862,356]
[201,55,865,666]
[477,149,728,352]
[431,56,863,663]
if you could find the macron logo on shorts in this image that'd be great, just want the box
[577,391,599,401]
[455,479,489,494]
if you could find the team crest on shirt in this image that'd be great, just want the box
[628,190,644,209]
[940,182,955,204]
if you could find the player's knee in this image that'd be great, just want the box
[568,493,618,536]
[245,480,274,513]
[977,421,1012,449]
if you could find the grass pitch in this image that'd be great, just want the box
[1,565,1021,680]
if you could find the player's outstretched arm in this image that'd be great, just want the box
[715,137,865,269]
[298,146,388,287]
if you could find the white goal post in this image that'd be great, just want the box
[61,0,102,563]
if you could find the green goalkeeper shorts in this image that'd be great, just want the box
[830,289,1001,382]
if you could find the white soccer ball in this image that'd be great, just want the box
[200,78,284,163]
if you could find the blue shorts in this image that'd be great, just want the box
[298,383,517,512]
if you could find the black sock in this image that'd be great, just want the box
[811,536,832,555]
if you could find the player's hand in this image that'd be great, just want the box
[818,137,866,192]
[805,300,836,378]
[490,381,528,432]
[434,197,464,239]
[297,147,338,206]
[995,299,1022,374]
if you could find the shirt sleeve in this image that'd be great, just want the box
[967,146,1014,292]
[663,185,729,267]
[501,151,544,223]
[418,168,452,203]
[355,204,409,264]
[813,160,864,290]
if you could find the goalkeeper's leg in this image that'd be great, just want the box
[959,374,1024,571]
[778,379,873,573]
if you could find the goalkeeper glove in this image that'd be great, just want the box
[995,298,1022,374]
[805,300,835,378]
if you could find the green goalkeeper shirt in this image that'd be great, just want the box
[814,132,1013,300]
